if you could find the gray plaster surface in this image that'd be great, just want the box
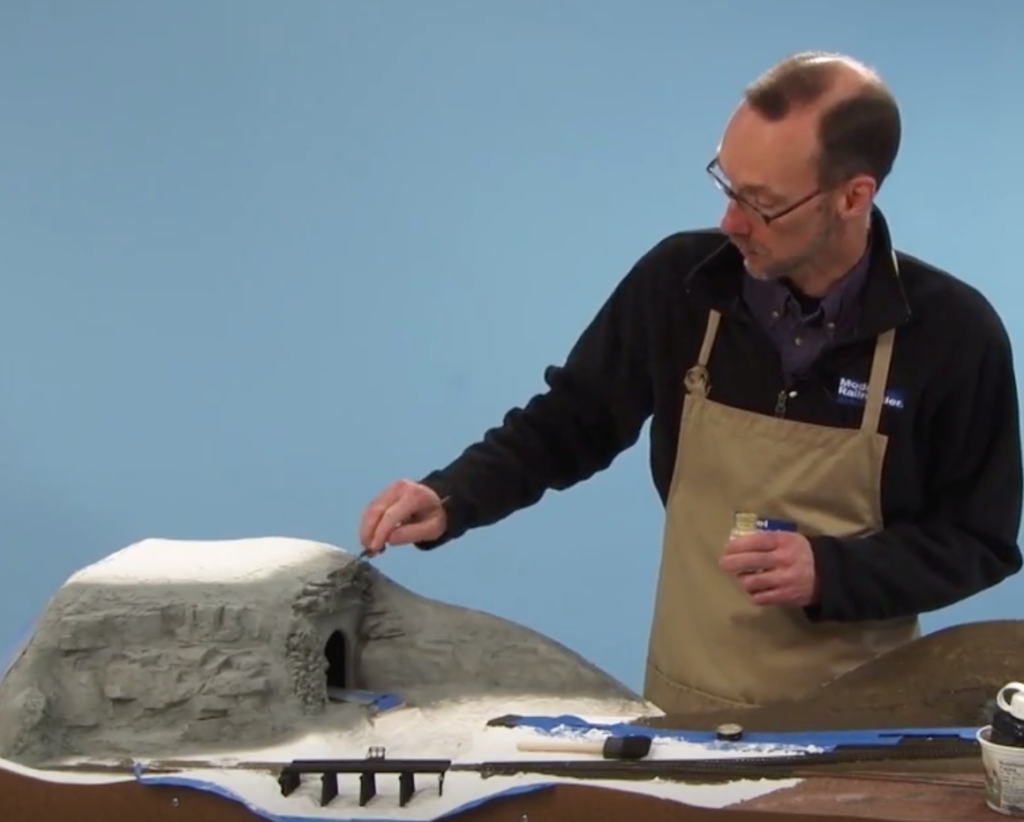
[0,537,652,766]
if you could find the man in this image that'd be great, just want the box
[358,52,1023,714]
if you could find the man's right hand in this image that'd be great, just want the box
[358,479,448,556]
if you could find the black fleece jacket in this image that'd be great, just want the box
[416,209,1023,623]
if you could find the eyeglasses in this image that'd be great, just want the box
[706,157,822,225]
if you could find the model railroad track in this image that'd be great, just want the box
[448,737,982,782]
[42,736,981,786]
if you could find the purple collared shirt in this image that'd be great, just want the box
[741,246,871,383]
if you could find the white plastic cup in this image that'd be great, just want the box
[978,725,1024,816]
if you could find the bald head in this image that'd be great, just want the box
[742,51,901,190]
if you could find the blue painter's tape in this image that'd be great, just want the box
[372,692,404,713]
[492,714,979,749]
[327,688,404,713]
[134,771,555,822]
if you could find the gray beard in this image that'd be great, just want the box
[749,211,839,284]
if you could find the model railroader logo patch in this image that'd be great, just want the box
[837,376,905,410]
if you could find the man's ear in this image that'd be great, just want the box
[836,174,877,221]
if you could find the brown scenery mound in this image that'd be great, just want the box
[638,620,1020,733]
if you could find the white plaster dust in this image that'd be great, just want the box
[0,536,809,820]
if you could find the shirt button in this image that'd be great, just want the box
[794,337,802,346]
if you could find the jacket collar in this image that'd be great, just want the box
[686,206,912,342]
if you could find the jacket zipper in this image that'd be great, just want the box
[774,389,789,417]
[728,300,800,420]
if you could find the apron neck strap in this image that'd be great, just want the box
[697,309,721,368]
[861,329,896,433]
[684,310,722,397]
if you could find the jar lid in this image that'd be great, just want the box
[716,722,744,741]
[998,682,1024,721]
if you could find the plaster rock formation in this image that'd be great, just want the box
[0,537,652,766]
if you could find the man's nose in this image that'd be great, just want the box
[719,199,751,236]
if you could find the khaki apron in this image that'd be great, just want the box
[643,308,919,714]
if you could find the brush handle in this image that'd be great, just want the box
[516,738,603,755]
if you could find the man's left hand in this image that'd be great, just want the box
[718,530,819,608]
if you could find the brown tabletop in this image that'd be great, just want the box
[0,762,1004,822]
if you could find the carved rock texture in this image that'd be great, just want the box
[0,537,648,765]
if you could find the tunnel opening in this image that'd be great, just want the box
[325,630,348,691]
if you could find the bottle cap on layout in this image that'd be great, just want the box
[715,722,744,741]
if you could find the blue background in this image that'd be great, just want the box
[1,0,1021,691]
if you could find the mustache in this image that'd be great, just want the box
[728,237,759,253]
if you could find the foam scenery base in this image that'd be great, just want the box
[0,536,1012,822]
